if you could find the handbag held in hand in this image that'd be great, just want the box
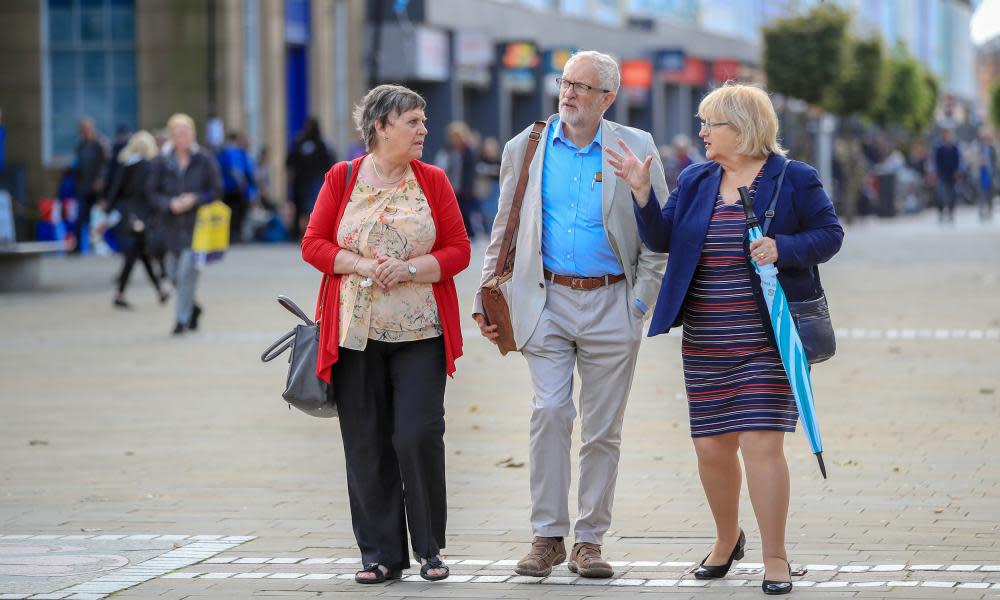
[479,121,546,355]
[261,294,337,417]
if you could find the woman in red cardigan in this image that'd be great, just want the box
[301,85,470,584]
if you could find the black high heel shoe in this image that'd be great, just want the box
[762,559,793,595]
[693,529,745,579]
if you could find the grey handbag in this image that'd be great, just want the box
[762,159,836,364]
[261,294,337,418]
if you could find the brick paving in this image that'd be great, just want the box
[1,208,998,598]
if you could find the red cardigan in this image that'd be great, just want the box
[301,157,471,382]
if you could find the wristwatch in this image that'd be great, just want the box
[406,261,417,278]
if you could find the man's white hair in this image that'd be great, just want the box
[564,50,620,92]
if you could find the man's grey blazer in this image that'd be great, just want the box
[473,114,669,351]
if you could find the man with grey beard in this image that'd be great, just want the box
[472,50,668,579]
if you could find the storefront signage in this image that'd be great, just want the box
[653,48,685,73]
[377,24,449,83]
[455,30,493,67]
[621,58,653,105]
[544,47,576,74]
[501,41,539,70]
[414,26,449,82]
[621,59,653,89]
[662,56,707,86]
[712,59,741,82]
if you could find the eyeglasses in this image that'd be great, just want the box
[699,119,731,133]
[556,77,610,95]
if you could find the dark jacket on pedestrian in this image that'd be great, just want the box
[74,138,108,201]
[108,157,155,229]
[147,148,223,252]
[286,133,334,198]
[634,153,844,341]
[447,146,477,200]
[934,143,961,182]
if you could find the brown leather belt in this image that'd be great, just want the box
[543,269,626,291]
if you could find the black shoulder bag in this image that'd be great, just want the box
[763,160,836,364]
[259,161,354,416]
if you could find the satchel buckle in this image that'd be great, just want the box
[528,131,541,141]
[764,209,775,218]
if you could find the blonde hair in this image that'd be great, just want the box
[698,82,786,158]
[118,130,158,163]
[166,113,197,136]
[446,121,471,143]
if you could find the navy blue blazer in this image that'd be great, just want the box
[635,153,844,338]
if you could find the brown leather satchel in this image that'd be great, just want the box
[479,121,546,355]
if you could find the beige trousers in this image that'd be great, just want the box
[522,279,644,544]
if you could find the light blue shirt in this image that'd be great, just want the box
[541,119,621,278]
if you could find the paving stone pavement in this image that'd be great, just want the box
[1,208,999,599]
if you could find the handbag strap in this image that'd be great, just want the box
[494,120,547,277]
[760,158,825,297]
[315,160,355,319]
[761,158,790,236]
[278,295,313,325]
[261,329,296,362]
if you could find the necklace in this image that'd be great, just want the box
[371,155,406,185]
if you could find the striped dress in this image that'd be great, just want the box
[682,172,797,437]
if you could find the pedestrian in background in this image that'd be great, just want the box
[972,129,997,222]
[473,50,667,581]
[102,124,132,205]
[301,84,470,584]
[933,128,962,223]
[216,131,257,242]
[662,133,702,190]
[622,82,843,595]
[106,130,169,310]
[436,121,479,239]
[71,117,108,253]
[148,113,222,335]
[287,117,334,240]
[475,136,501,234]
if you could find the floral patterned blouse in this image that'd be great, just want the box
[336,171,442,350]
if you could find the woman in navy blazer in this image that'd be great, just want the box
[609,83,843,595]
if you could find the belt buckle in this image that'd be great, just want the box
[570,277,585,290]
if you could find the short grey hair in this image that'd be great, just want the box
[564,50,620,93]
[352,84,426,151]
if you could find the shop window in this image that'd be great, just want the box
[43,0,136,164]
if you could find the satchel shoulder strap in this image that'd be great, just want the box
[494,120,547,277]
[761,158,789,236]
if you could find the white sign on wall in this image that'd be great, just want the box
[415,26,449,82]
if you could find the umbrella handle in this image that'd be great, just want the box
[737,186,759,228]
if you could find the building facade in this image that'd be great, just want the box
[0,0,366,231]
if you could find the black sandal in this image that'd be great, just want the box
[354,563,401,584]
[419,556,449,581]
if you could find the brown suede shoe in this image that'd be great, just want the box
[514,536,567,577]
[568,542,614,578]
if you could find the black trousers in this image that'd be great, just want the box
[223,190,247,242]
[117,230,163,296]
[332,336,447,570]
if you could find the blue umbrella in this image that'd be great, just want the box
[738,186,827,478]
